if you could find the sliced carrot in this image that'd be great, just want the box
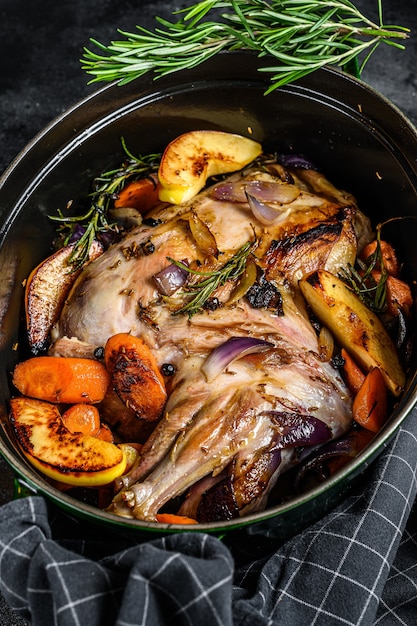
[61,403,101,436]
[94,423,115,443]
[104,333,167,422]
[361,239,400,277]
[352,367,388,433]
[12,356,110,404]
[156,513,198,525]
[341,348,366,395]
[114,177,159,213]
[371,270,413,316]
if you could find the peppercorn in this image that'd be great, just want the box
[161,363,176,376]
[94,346,105,360]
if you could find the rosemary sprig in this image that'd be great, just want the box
[339,225,387,313]
[81,0,408,93]
[168,239,256,316]
[49,138,160,268]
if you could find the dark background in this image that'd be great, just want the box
[0,1,416,623]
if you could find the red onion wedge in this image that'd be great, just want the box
[211,181,247,203]
[246,192,292,225]
[246,181,300,203]
[202,336,273,382]
[278,154,319,170]
[271,412,332,448]
[211,179,300,204]
[153,260,189,296]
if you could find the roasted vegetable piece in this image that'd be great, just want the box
[61,403,101,436]
[94,423,115,443]
[352,367,388,432]
[299,269,405,396]
[25,240,103,354]
[300,428,375,480]
[104,333,167,421]
[360,239,400,277]
[114,177,159,212]
[12,356,110,404]
[371,270,413,316]
[341,348,366,395]
[158,130,262,204]
[155,513,198,525]
[9,396,126,487]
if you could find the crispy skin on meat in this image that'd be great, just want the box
[262,205,357,284]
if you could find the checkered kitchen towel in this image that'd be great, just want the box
[1,406,417,626]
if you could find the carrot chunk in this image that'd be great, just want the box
[12,356,110,404]
[94,423,115,443]
[361,239,400,277]
[61,403,101,436]
[341,348,366,395]
[104,333,167,422]
[156,513,198,525]
[114,178,159,213]
[372,270,413,316]
[352,367,388,433]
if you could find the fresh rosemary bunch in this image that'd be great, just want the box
[50,138,160,268]
[81,0,408,93]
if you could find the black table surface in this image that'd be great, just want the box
[0,1,416,623]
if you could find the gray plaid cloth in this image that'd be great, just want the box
[1,406,417,626]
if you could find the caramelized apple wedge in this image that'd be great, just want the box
[299,269,406,397]
[25,240,103,354]
[158,130,262,204]
[9,396,126,487]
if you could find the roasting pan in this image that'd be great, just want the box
[1,52,417,540]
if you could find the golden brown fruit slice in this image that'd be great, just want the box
[299,269,405,397]
[158,130,262,204]
[9,396,127,487]
[25,240,103,354]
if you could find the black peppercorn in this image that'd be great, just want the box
[94,346,105,360]
[161,363,176,376]
[142,217,162,227]
[203,297,220,311]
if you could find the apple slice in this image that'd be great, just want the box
[299,269,405,397]
[25,240,103,354]
[10,396,126,487]
[158,130,262,204]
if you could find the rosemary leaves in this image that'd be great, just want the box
[50,139,160,268]
[81,0,408,93]
[168,240,257,316]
